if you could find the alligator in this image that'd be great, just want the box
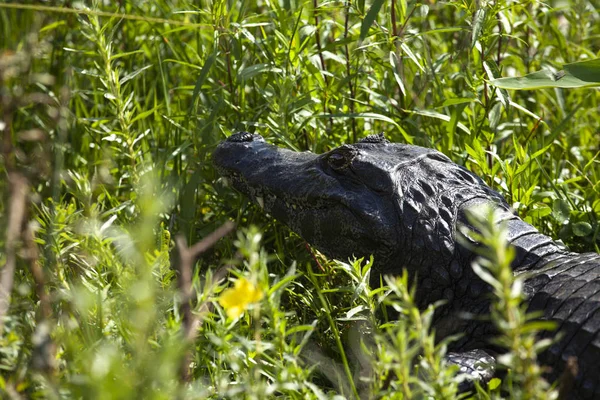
[213,132,600,399]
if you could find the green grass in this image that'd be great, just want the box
[0,0,598,398]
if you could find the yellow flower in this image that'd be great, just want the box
[218,277,263,319]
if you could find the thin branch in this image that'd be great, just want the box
[188,222,236,258]
[0,31,58,378]
[497,14,503,65]
[24,221,56,375]
[558,356,578,400]
[313,0,333,131]
[313,0,328,87]
[390,0,405,111]
[391,0,397,39]
[0,58,25,330]
[184,264,232,342]
[24,223,52,322]
[0,174,28,333]
[175,221,236,382]
[344,0,357,143]
[392,3,419,111]
[305,242,326,272]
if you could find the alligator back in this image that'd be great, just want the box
[526,252,600,399]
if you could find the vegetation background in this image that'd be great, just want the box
[0,0,598,398]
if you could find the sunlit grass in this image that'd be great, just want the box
[0,0,598,398]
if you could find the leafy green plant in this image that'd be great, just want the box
[462,206,557,399]
[0,0,598,398]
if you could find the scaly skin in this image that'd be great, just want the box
[213,132,600,399]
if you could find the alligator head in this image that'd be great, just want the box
[213,132,518,306]
[214,133,600,396]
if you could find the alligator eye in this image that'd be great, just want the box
[328,153,345,167]
[327,149,355,170]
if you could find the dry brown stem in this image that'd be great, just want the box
[0,173,28,333]
[175,221,236,382]
[558,356,579,400]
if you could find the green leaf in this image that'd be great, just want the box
[189,52,216,113]
[439,97,477,107]
[489,102,502,130]
[407,109,470,135]
[508,100,543,123]
[514,143,552,176]
[572,221,593,237]
[520,321,558,335]
[483,61,510,106]
[163,59,203,71]
[564,58,600,82]
[316,112,413,143]
[593,199,600,213]
[490,58,600,89]
[39,20,67,33]
[552,198,571,223]
[268,272,302,296]
[400,42,424,72]
[389,52,406,96]
[528,203,552,219]
[529,143,553,161]
[111,49,145,61]
[489,377,501,390]
[121,65,153,84]
[239,63,282,80]
[471,262,502,293]
[131,107,160,124]
[360,0,385,41]
[471,8,486,49]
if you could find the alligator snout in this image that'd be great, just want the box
[213,132,271,175]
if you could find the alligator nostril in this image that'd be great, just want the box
[226,131,264,143]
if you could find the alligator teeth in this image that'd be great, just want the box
[256,196,264,209]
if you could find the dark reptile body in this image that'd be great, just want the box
[213,132,600,399]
